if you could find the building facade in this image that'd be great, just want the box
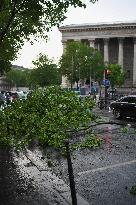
[59,21,136,87]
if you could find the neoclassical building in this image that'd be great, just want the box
[59,21,136,87]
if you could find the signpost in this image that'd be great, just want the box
[103,79,110,87]
[103,68,111,108]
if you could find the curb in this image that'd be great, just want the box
[14,149,90,205]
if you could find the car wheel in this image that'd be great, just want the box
[113,109,122,119]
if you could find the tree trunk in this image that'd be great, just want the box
[76,81,79,90]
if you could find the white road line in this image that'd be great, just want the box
[78,159,136,176]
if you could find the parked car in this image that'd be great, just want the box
[17,91,28,100]
[110,95,136,119]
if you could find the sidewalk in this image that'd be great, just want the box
[12,149,90,205]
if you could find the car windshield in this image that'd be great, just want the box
[117,96,136,103]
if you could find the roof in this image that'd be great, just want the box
[59,20,136,31]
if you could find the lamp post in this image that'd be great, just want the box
[71,55,74,89]
[104,68,108,106]
[90,66,92,93]
[104,65,111,107]
[104,62,109,107]
[78,65,81,92]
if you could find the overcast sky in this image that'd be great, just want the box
[13,0,136,68]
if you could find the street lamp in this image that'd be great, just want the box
[90,66,92,93]
[71,55,74,89]
[78,64,81,92]
[84,55,92,93]
[104,62,110,107]
[104,69,107,105]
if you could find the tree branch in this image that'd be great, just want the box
[0,0,26,45]
[66,121,127,134]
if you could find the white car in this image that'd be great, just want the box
[17,91,27,100]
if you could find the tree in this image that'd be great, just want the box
[59,41,103,88]
[107,64,126,89]
[0,86,97,148]
[90,52,104,82]
[5,68,30,87]
[0,0,98,72]
[0,59,11,76]
[30,54,61,87]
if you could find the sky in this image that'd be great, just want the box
[13,0,136,68]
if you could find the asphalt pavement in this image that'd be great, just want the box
[50,108,136,205]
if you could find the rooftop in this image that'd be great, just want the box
[59,20,136,31]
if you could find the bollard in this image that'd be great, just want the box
[65,140,77,205]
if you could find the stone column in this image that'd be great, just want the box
[133,38,136,86]
[62,40,67,53]
[61,40,67,87]
[96,42,100,51]
[103,38,109,62]
[88,38,95,92]
[88,38,95,48]
[118,37,124,68]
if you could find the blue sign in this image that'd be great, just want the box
[103,79,110,86]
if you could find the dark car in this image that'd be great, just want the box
[110,95,136,119]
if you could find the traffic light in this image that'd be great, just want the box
[105,69,112,79]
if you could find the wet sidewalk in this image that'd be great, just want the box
[0,148,89,205]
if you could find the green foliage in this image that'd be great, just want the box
[0,0,98,70]
[107,64,126,88]
[0,86,96,149]
[0,59,11,75]
[93,64,105,84]
[5,68,30,87]
[47,160,53,167]
[72,134,102,150]
[120,126,129,134]
[59,41,103,87]
[30,54,61,87]
[130,185,136,195]
[81,134,102,148]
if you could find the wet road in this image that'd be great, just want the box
[50,109,136,205]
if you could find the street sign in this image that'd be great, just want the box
[103,79,110,86]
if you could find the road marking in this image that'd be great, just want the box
[78,159,136,176]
